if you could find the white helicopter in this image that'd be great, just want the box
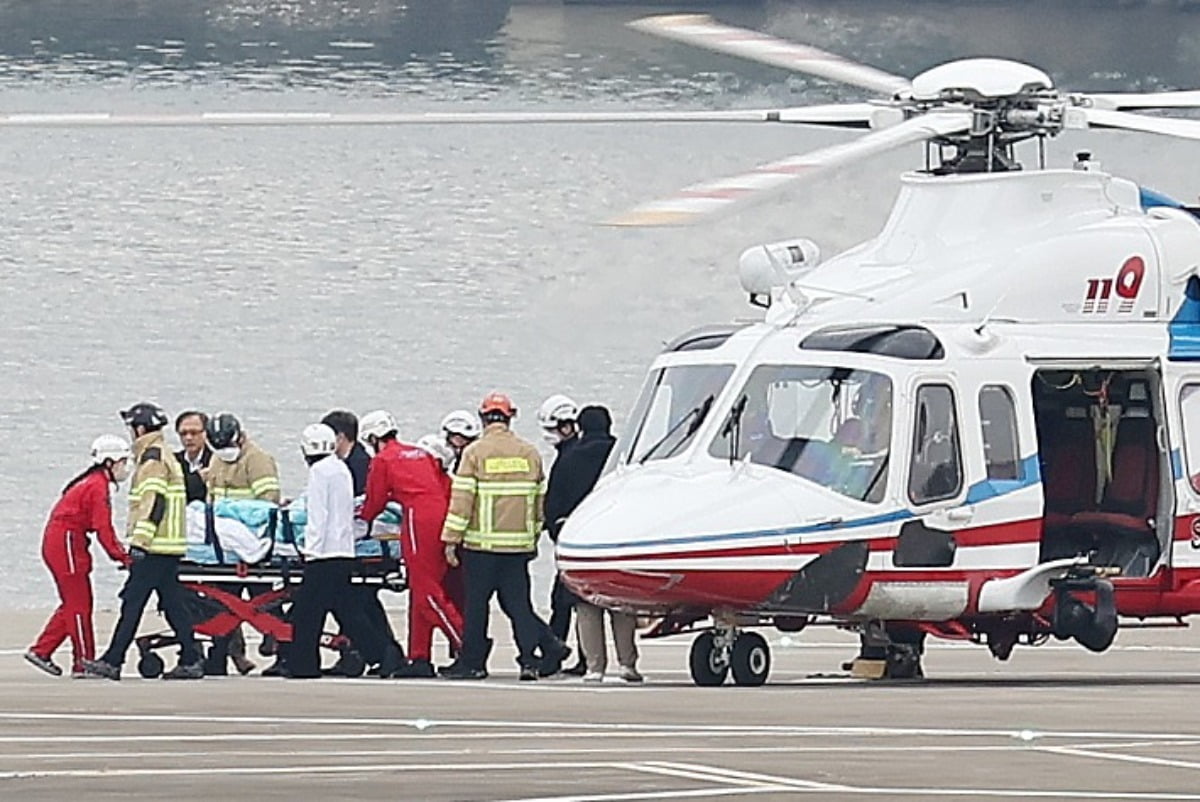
[11,13,1200,687]
[550,15,1200,686]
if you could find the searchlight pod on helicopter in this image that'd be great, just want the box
[554,15,1200,685]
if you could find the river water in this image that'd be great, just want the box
[4,0,1200,610]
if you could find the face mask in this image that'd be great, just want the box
[541,429,561,445]
[110,460,131,483]
[215,446,241,463]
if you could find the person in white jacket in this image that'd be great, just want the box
[287,423,392,679]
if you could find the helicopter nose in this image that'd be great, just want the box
[555,464,815,611]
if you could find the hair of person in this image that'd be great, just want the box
[62,463,107,494]
[321,409,359,441]
[175,410,209,430]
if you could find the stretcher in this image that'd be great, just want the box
[132,500,406,679]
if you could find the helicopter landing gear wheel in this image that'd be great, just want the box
[730,632,771,686]
[689,630,731,686]
[884,643,924,680]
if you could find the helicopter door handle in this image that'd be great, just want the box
[942,507,974,523]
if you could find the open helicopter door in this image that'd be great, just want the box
[1032,364,1173,580]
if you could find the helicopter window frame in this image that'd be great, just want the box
[708,363,894,504]
[1179,382,1200,496]
[907,383,965,506]
[979,384,1022,482]
[621,362,737,467]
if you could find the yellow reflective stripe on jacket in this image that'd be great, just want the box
[211,486,254,500]
[444,512,470,533]
[464,530,537,551]
[483,457,531,474]
[249,476,280,497]
[451,475,478,492]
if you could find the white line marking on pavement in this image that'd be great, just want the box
[0,759,637,780]
[617,762,781,788]
[3,711,1200,742]
[0,743,1057,761]
[491,788,782,802]
[1044,746,1200,772]
[639,762,844,791]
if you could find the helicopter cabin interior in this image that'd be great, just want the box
[1033,368,1170,577]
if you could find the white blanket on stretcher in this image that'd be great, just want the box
[184,503,273,564]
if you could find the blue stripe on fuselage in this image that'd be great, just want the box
[560,454,1042,552]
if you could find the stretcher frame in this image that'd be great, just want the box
[133,545,407,678]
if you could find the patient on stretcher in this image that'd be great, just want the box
[184,498,402,565]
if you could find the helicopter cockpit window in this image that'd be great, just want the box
[709,365,893,503]
[624,364,735,465]
[908,384,964,505]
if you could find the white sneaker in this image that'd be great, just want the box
[619,666,644,683]
[583,671,604,683]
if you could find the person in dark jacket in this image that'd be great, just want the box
[174,411,212,505]
[541,398,586,675]
[557,406,642,683]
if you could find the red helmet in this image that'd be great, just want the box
[479,392,516,418]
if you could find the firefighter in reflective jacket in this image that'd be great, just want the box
[440,393,559,681]
[83,402,203,680]
[202,411,278,675]
[359,410,463,678]
[204,412,282,502]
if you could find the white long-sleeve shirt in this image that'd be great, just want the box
[302,455,355,560]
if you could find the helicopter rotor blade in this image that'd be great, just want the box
[606,111,970,227]
[1084,90,1200,111]
[629,14,912,98]
[1083,107,1200,141]
[0,107,880,129]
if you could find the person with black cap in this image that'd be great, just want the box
[82,402,203,680]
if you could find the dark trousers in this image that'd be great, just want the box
[101,553,198,666]
[333,586,399,665]
[549,575,578,643]
[289,558,383,678]
[461,550,544,671]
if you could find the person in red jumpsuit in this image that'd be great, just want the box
[359,410,463,678]
[26,435,132,677]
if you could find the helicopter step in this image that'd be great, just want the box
[841,620,926,681]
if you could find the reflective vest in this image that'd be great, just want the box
[206,439,281,503]
[128,431,187,556]
[442,424,544,553]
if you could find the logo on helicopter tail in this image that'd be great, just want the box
[1082,256,1145,314]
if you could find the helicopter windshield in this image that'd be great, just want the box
[622,364,736,465]
[710,365,893,503]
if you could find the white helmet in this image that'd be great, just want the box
[300,423,337,458]
[90,434,131,465]
[360,409,399,443]
[537,394,579,430]
[416,434,456,472]
[440,409,481,440]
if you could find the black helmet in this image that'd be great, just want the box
[120,402,168,431]
[205,412,243,450]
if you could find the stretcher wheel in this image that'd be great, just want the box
[137,652,164,679]
[338,650,366,678]
[259,634,277,658]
